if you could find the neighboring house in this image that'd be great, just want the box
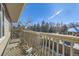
[0,3,24,55]
[68,27,79,51]
[68,27,79,36]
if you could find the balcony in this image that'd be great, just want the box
[2,30,79,56]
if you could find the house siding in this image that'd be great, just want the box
[0,16,11,55]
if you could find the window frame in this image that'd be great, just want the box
[0,3,5,40]
[0,4,1,38]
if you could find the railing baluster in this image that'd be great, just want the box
[62,40,65,56]
[52,38,54,56]
[42,36,44,55]
[48,38,50,56]
[56,40,59,56]
[43,36,45,56]
[39,35,42,56]
[45,36,47,56]
[70,43,73,56]
[40,36,42,56]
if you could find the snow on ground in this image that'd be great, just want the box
[73,43,79,50]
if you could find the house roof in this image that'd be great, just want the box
[4,3,25,22]
[68,27,79,32]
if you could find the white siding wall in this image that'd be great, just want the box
[0,16,11,55]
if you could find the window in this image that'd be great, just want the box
[0,4,4,38]
[0,4,1,37]
[2,5,4,37]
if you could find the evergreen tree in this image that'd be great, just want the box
[41,20,45,32]
[62,25,68,34]
[49,26,53,33]
[44,22,49,32]
[33,24,37,31]
[36,23,40,32]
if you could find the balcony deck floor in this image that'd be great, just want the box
[3,38,24,56]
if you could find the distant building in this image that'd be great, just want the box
[68,27,79,36]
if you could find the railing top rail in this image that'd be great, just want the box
[23,30,79,43]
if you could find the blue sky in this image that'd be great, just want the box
[19,3,79,26]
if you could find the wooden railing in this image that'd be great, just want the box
[20,31,79,56]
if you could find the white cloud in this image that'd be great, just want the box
[48,9,63,20]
